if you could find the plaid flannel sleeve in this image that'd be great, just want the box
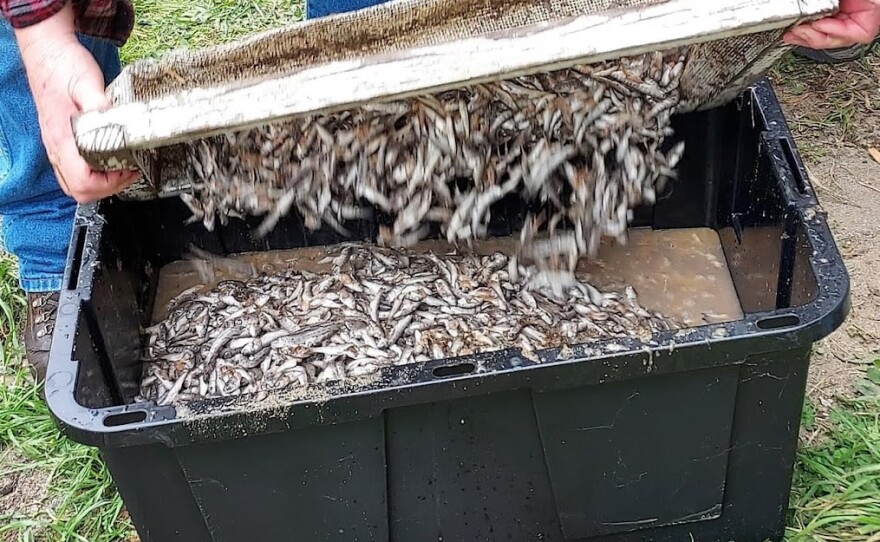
[0,0,134,45]
[0,0,69,29]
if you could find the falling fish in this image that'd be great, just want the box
[179,49,689,275]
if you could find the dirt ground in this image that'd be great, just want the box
[0,448,52,540]
[800,148,880,404]
[771,52,880,410]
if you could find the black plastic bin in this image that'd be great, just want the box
[46,78,849,542]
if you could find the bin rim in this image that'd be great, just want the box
[46,78,850,449]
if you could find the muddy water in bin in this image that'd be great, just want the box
[152,227,743,327]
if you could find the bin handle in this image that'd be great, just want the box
[760,133,816,209]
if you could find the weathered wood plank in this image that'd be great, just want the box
[74,0,837,169]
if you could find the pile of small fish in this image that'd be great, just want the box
[181,49,687,269]
[138,244,676,405]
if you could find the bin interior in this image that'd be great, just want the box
[150,229,744,326]
[68,87,821,410]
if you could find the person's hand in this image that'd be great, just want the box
[783,0,880,50]
[14,4,139,204]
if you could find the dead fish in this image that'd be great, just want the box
[142,46,687,399]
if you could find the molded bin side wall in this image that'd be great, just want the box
[102,349,810,542]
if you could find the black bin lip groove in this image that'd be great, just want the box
[43,78,852,449]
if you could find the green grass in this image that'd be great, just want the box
[2,3,879,540]
[119,0,304,64]
[0,255,132,542]
[786,371,880,542]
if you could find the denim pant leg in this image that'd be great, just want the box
[0,21,121,293]
[306,0,389,19]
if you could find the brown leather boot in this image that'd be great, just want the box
[24,292,59,383]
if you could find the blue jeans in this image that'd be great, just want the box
[307,0,387,18]
[0,20,121,293]
[0,0,387,293]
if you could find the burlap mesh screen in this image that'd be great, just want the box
[110,0,665,104]
[104,0,800,199]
